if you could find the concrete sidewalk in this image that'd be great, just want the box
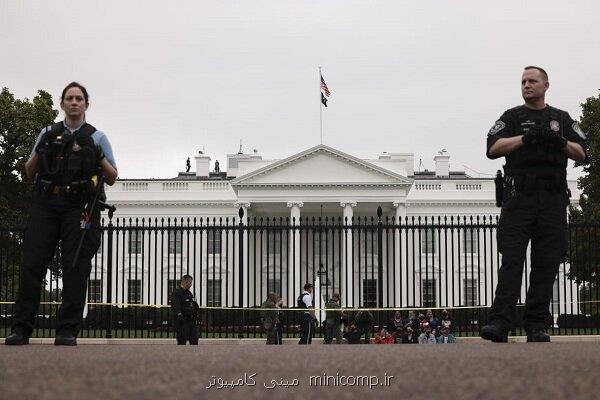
[1,341,599,400]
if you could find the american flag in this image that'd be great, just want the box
[320,75,331,97]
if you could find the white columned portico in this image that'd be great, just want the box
[340,201,356,307]
[235,202,250,307]
[287,201,303,307]
[393,201,407,307]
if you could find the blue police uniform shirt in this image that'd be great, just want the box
[30,120,117,170]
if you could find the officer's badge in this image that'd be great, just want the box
[572,122,586,140]
[550,120,560,132]
[488,120,506,136]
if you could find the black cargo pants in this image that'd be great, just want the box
[12,198,101,338]
[174,317,199,345]
[489,189,568,331]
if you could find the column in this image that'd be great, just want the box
[340,201,356,307]
[234,202,250,307]
[393,202,407,307]
[287,201,303,307]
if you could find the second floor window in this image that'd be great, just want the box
[168,231,182,255]
[128,231,143,255]
[208,230,221,255]
[421,229,436,255]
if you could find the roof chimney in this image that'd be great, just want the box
[434,149,450,177]
[195,152,211,178]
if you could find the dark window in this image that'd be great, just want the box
[421,229,436,254]
[422,279,436,307]
[362,279,377,308]
[208,231,221,255]
[462,230,479,254]
[207,279,221,307]
[168,231,182,255]
[463,278,478,306]
[128,279,141,304]
[267,279,281,297]
[128,231,143,255]
[88,279,102,303]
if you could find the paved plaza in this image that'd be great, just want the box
[1,340,599,400]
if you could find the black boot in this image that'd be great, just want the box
[54,332,77,346]
[526,328,550,342]
[5,330,29,346]
[481,322,508,343]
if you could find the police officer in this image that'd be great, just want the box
[324,293,343,344]
[5,82,118,346]
[297,283,316,344]
[261,292,280,345]
[171,275,200,345]
[482,66,587,343]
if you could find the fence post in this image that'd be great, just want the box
[377,206,384,319]
[238,207,245,338]
[105,209,115,339]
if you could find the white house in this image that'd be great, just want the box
[94,144,581,321]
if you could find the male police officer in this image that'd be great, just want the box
[261,292,280,345]
[298,283,316,344]
[171,275,200,345]
[482,66,586,343]
[324,293,343,344]
[5,82,118,346]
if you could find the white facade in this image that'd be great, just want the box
[97,145,581,319]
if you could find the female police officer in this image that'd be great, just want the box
[5,82,118,346]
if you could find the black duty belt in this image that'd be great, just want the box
[509,173,566,193]
[36,179,92,196]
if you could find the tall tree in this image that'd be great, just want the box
[0,87,58,219]
[0,87,58,302]
[567,91,600,315]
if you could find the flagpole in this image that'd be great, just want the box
[319,65,323,144]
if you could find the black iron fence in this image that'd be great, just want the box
[1,208,599,339]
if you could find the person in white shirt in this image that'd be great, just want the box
[297,283,316,344]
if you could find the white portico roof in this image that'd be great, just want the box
[229,144,413,206]
[231,144,413,188]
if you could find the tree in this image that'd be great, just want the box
[567,91,600,315]
[0,87,58,219]
[0,87,58,303]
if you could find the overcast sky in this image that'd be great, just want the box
[1,0,599,180]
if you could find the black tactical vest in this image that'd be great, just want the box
[507,105,567,176]
[35,122,100,198]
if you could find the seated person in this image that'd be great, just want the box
[418,313,428,333]
[403,326,418,344]
[437,326,456,343]
[393,326,404,343]
[387,311,405,343]
[418,323,436,344]
[373,328,394,344]
[439,309,455,334]
[426,309,440,335]
[343,324,364,344]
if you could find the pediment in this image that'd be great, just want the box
[231,145,412,187]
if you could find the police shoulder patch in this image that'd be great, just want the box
[488,120,506,136]
[572,122,586,140]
